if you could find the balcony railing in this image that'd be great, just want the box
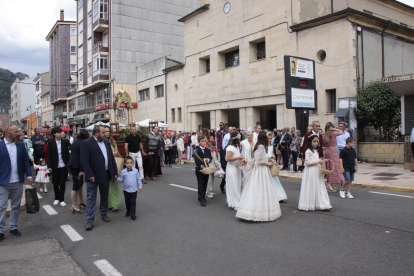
[93,41,109,55]
[93,17,109,32]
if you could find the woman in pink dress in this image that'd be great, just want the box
[322,122,344,192]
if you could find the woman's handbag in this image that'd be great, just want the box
[296,156,303,167]
[180,153,187,160]
[114,156,125,175]
[320,159,334,176]
[270,164,280,177]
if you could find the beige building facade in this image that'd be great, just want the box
[137,0,414,132]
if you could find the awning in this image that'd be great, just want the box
[334,109,349,118]
[382,74,414,96]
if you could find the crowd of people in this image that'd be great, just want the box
[0,120,360,241]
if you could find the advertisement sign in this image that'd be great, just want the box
[291,88,315,108]
[290,57,314,79]
[119,102,138,108]
[95,102,110,111]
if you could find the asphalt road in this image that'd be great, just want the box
[1,164,413,276]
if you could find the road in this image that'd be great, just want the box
[1,164,413,276]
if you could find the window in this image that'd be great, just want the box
[69,100,76,112]
[78,21,83,34]
[257,41,266,60]
[94,0,108,22]
[88,63,92,76]
[77,96,85,110]
[70,46,76,55]
[79,45,83,57]
[70,84,77,91]
[87,92,95,107]
[155,85,164,98]
[171,109,176,122]
[36,82,40,91]
[70,28,77,36]
[88,11,92,25]
[88,38,92,51]
[199,56,210,75]
[93,55,108,76]
[178,108,182,122]
[326,89,336,113]
[225,49,239,68]
[139,89,149,102]
[70,64,77,72]
[206,59,210,73]
[79,69,84,82]
[78,0,83,9]
[104,87,110,102]
[97,89,103,105]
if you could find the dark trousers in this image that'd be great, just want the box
[85,172,110,221]
[411,142,414,158]
[69,168,84,191]
[196,172,209,203]
[147,151,159,177]
[281,150,289,170]
[52,167,68,202]
[123,191,137,216]
[292,151,298,172]
[164,150,172,165]
[171,146,177,163]
[33,148,45,167]
[219,150,227,190]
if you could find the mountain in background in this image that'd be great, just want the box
[0,68,29,110]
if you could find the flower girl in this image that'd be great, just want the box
[298,135,332,211]
[267,134,287,202]
[225,132,244,210]
[236,131,282,222]
[34,158,49,193]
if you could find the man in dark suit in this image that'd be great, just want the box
[279,127,292,170]
[81,125,118,230]
[194,135,212,207]
[0,125,33,240]
[302,121,325,159]
[47,127,70,207]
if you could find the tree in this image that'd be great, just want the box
[355,81,401,137]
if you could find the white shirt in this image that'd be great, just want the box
[312,130,319,137]
[223,133,231,149]
[200,146,205,154]
[55,140,65,168]
[5,139,19,183]
[253,132,259,143]
[411,127,414,143]
[70,136,74,144]
[336,131,350,149]
[94,136,108,170]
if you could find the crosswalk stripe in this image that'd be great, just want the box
[60,225,84,242]
[94,259,123,276]
[42,205,58,215]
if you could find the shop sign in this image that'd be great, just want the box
[95,102,110,111]
[68,118,85,125]
[291,88,315,108]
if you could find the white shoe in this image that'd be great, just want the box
[44,188,48,193]
[346,193,354,199]
[53,200,59,205]
[39,188,43,192]
[339,190,345,199]
[59,201,67,207]
[206,193,213,199]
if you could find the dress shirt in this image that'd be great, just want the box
[55,140,65,168]
[253,132,259,142]
[94,136,108,170]
[117,167,142,192]
[200,146,205,154]
[336,131,350,149]
[279,133,286,145]
[411,127,414,143]
[223,133,231,149]
[5,139,19,183]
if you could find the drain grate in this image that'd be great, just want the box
[374,173,402,177]
[374,165,392,167]
[372,177,398,181]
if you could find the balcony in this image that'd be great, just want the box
[67,88,77,98]
[93,41,109,55]
[93,18,109,32]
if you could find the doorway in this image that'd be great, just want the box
[228,109,240,128]
[259,106,277,130]
[198,111,210,130]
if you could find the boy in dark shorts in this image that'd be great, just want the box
[339,137,358,199]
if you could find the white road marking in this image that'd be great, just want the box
[192,169,195,170]
[369,191,413,198]
[42,205,58,215]
[60,225,84,242]
[172,167,181,169]
[94,259,123,276]
[169,184,214,194]
[37,193,42,199]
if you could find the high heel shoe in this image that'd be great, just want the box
[78,202,87,209]
[71,207,83,214]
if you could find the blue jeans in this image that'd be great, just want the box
[0,182,24,234]
[343,172,355,181]
[86,177,109,221]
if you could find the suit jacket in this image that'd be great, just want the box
[280,132,292,151]
[67,138,85,171]
[47,138,70,170]
[80,136,118,183]
[0,139,32,185]
[302,131,324,158]
[194,146,212,174]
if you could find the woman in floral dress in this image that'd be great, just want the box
[322,122,344,192]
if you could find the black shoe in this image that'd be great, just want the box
[281,168,286,171]
[126,211,130,217]
[200,201,206,207]
[131,215,137,220]
[411,169,414,172]
[101,214,111,222]
[221,188,226,194]
[85,220,94,231]
[10,229,21,236]
[0,233,4,241]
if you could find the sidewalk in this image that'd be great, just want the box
[184,160,414,193]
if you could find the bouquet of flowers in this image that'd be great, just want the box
[214,167,225,178]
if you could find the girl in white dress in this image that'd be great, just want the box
[236,131,282,222]
[298,135,332,211]
[34,158,49,193]
[240,131,255,186]
[225,132,244,210]
[267,134,287,201]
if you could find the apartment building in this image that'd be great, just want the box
[10,77,37,129]
[33,72,50,129]
[0,109,11,131]
[45,10,77,127]
[137,0,414,132]
[69,0,200,129]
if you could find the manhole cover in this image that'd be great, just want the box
[372,177,398,181]
[374,165,392,167]
[374,173,402,177]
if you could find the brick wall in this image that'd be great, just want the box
[358,142,404,164]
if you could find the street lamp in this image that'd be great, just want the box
[26,105,32,134]
[68,72,78,81]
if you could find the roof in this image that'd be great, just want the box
[178,4,209,22]
[45,20,76,41]
[382,73,414,96]
[290,8,414,35]
[162,64,185,73]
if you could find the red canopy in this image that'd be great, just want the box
[39,129,51,133]
[60,127,72,131]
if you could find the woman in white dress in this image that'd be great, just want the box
[236,131,282,222]
[225,132,244,210]
[298,135,332,211]
[240,131,255,185]
[267,134,287,201]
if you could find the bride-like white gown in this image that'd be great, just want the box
[236,145,282,222]
[225,145,242,209]
[298,149,332,211]
[267,145,287,201]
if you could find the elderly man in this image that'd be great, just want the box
[145,126,161,181]
[0,125,33,240]
[125,126,147,184]
[302,121,325,159]
[279,127,292,170]
[253,124,262,143]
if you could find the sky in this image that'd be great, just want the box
[0,0,414,78]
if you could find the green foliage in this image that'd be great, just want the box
[114,127,148,141]
[0,68,29,109]
[355,81,401,135]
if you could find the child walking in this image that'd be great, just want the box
[298,135,332,211]
[206,141,220,199]
[34,158,49,192]
[117,156,142,220]
[194,136,212,206]
[339,137,358,199]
